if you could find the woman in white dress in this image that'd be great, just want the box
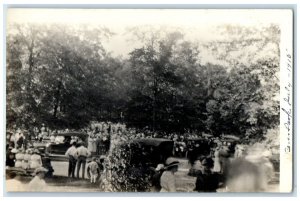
[213,145,221,173]
[14,149,24,168]
[30,149,42,169]
[160,161,179,192]
[88,134,97,154]
[22,149,32,169]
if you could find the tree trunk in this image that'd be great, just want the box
[53,81,62,118]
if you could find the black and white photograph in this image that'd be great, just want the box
[4,8,293,193]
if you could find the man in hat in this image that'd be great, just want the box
[28,167,48,191]
[160,161,179,192]
[75,142,91,179]
[65,141,78,178]
[194,157,220,192]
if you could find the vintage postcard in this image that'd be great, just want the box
[5,8,293,193]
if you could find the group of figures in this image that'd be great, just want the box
[5,121,277,193]
[6,146,53,191]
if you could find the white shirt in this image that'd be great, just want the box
[65,146,77,157]
[76,146,91,157]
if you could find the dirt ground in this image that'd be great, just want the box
[6,157,279,193]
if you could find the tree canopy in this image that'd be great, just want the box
[6,23,280,141]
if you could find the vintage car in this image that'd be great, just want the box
[122,138,174,167]
[45,132,89,161]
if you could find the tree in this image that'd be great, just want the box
[126,28,202,132]
[6,23,115,129]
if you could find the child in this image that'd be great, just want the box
[87,157,100,183]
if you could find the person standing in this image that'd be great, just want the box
[76,142,91,179]
[213,144,221,173]
[65,142,78,178]
[95,134,102,156]
[160,161,179,192]
[87,157,100,183]
[42,153,54,178]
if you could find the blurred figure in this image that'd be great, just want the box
[41,124,48,138]
[28,167,48,191]
[16,133,24,149]
[6,170,25,191]
[219,145,232,175]
[160,161,179,192]
[188,159,203,177]
[9,132,16,148]
[194,157,220,192]
[234,145,244,158]
[95,134,102,155]
[225,144,274,192]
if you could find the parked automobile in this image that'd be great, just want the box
[45,132,89,161]
[123,138,174,167]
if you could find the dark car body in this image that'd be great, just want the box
[45,132,89,160]
[123,138,174,167]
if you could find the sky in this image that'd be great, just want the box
[6,9,290,64]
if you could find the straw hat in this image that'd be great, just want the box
[165,161,180,170]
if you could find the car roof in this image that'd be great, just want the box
[54,132,88,137]
[131,138,173,146]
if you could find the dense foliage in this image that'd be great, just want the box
[6,24,280,141]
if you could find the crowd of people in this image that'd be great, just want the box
[5,121,276,192]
